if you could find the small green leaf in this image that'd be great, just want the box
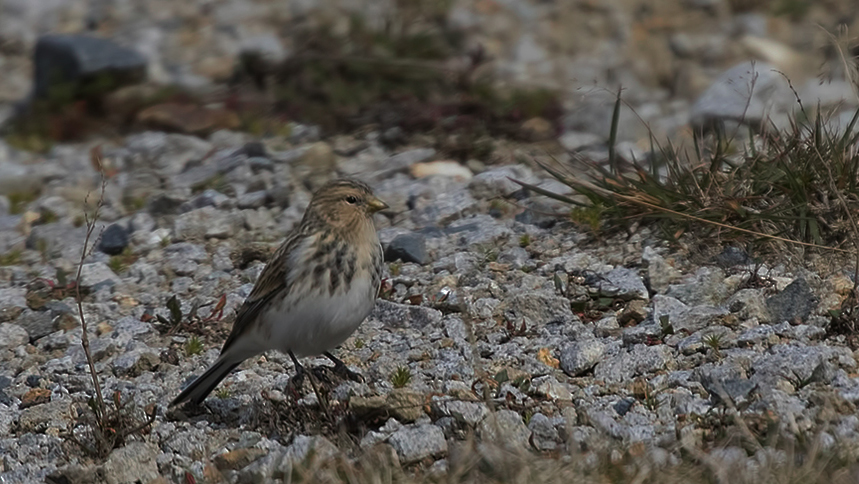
[166,295,182,325]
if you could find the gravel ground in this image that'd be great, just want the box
[1,130,859,483]
[1,1,859,483]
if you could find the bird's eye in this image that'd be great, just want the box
[345,195,359,204]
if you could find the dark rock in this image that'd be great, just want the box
[238,142,268,158]
[16,310,56,341]
[26,375,44,388]
[614,398,635,416]
[0,375,11,390]
[385,233,430,265]
[766,278,818,324]
[33,34,146,99]
[703,378,757,408]
[712,246,752,267]
[98,223,130,255]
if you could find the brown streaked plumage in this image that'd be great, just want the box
[170,178,387,407]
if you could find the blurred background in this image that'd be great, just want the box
[0,0,857,160]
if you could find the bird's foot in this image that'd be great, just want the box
[324,351,364,383]
[286,356,307,397]
[332,362,364,383]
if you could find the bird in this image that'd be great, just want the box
[170,178,388,407]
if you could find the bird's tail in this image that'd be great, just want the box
[170,356,241,407]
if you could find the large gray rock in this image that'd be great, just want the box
[665,267,731,306]
[388,424,447,464]
[766,277,818,324]
[594,344,676,384]
[477,409,530,449]
[560,339,606,376]
[503,292,575,327]
[432,400,489,426]
[33,34,147,99]
[651,295,728,333]
[690,61,794,132]
[0,287,27,323]
[15,309,58,341]
[385,233,429,265]
[78,262,121,290]
[0,323,29,349]
[594,267,649,300]
[101,442,160,484]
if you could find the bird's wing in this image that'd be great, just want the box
[219,230,305,353]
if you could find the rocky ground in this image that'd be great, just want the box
[3,1,859,483]
[1,130,859,483]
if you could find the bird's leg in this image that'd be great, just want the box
[287,351,307,393]
[324,351,364,383]
[288,351,331,418]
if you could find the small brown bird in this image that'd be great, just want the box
[171,178,388,406]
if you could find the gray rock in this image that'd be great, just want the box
[478,410,530,448]
[78,262,120,290]
[712,246,752,267]
[642,246,682,293]
[467,165,534,199]
[498,246,529,269]
[386,388,426,422]
[272,435,339,478]
[112,347,160,376]
[504,292,574,327]
[98,223,130,256]
[388,424,447,464]
[237,190,269,209]
[651,295,728,333]
[179,189,231,213]
[766,277,818,324]
[736,324,776,346]
[594,344,676,384]
[33,34,146,99]
[704,378,757,407]
[385,233,430,265]
[691,61,794,132]
[0,287,27,323]
[17,400,68,433]
[665,267,730,306]
[128,212,155,233]
[370,300,443,329]
[531,375,573,401]
[15,310,57,341]
[594,267,649,300]
[0,323,29,349]
[560,340,606,376]
[528,413,559,450]
[432,400,489,426]
[101,442,160,484]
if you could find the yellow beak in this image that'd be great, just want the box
[367,197,389,213]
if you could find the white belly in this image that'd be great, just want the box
[260,276,376,357]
